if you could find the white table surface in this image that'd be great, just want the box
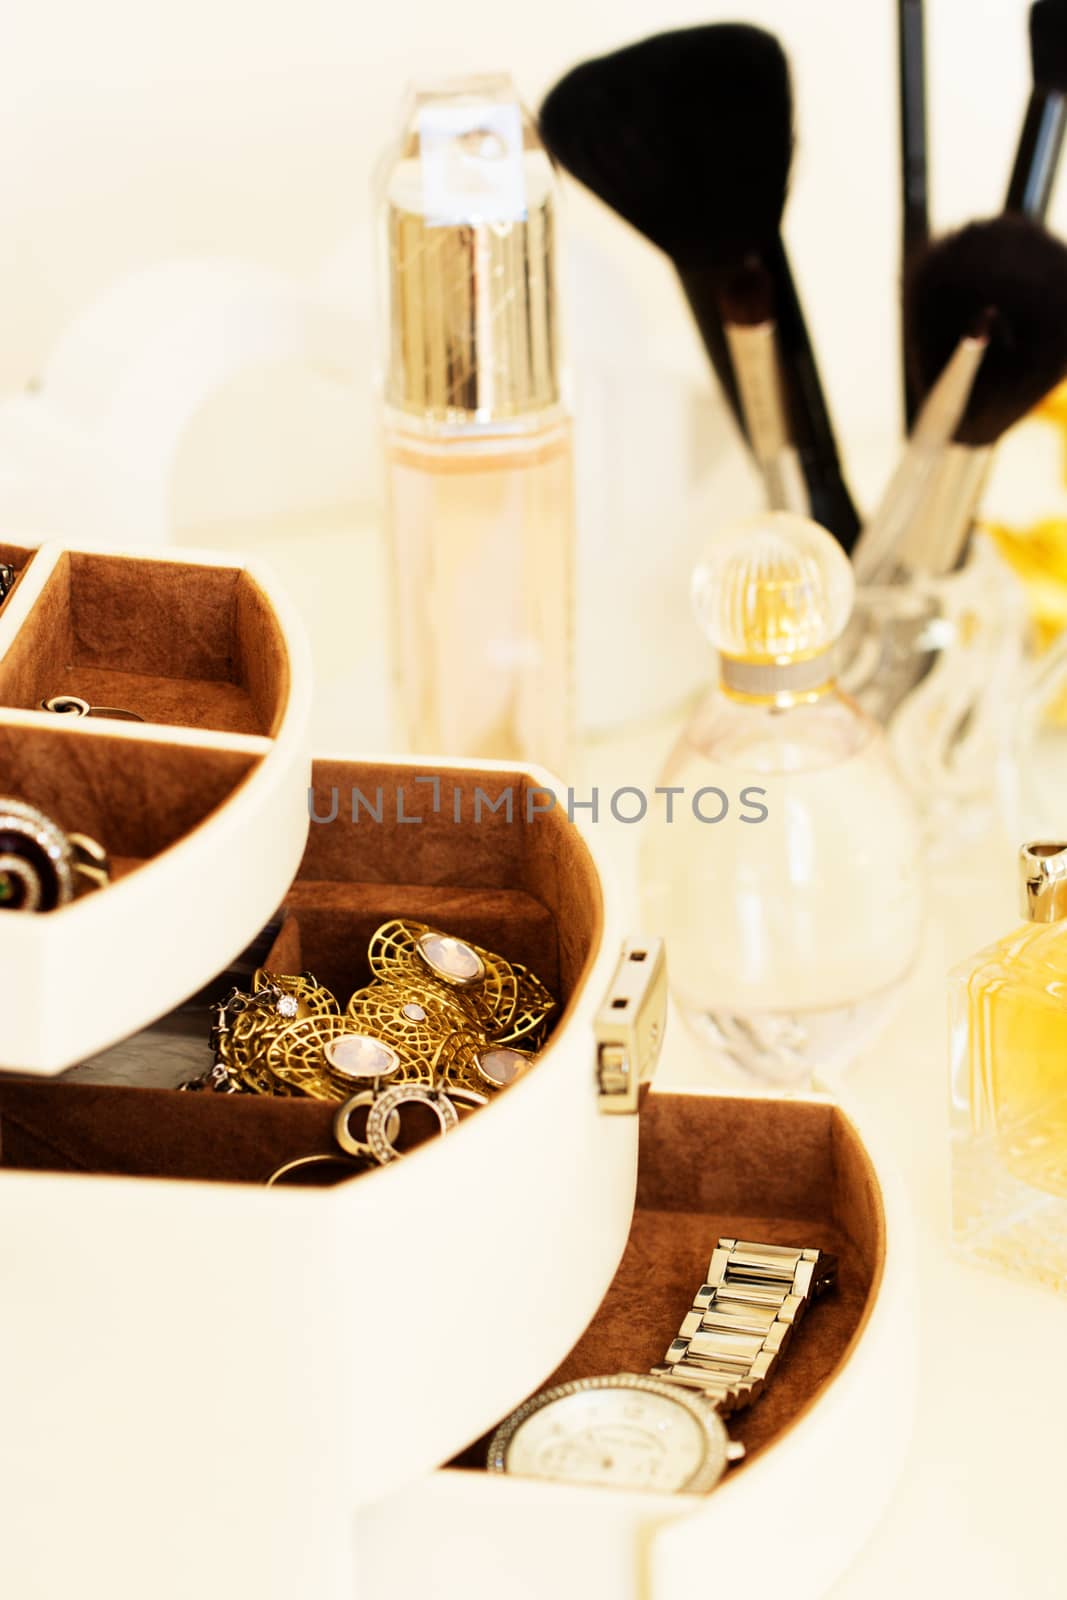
[194,505,1067,1599]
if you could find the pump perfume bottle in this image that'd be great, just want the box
[379,76,575,776]
[950,842,1067,1291]
[640,512,924,1084]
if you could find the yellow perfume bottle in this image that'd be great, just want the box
[950,841,1067,1290]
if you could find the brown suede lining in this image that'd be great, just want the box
[302,767,598,1003]
[277,887,560,1003]
[0,722,260,860]
[0,552,288,733]
[0,542,34,569]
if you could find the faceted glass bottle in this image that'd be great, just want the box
[380,76,575,777]
[950,842,1067,1291]
[640,513,925,1084]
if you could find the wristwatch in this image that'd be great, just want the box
[486,1237,836,1494]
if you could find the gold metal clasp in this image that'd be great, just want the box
[595,937,667,1114]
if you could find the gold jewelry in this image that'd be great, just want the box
[204,975,343,1095]
[252,969,339,1021]
[265,1153,364,1188]
[493,962,556,1049]
[368,920,515,1034]
[345,979,474,1065]
[210,984,300,1095]
[431,1029,537,1099]
[224,1003,299,1095]
[266,1015,421,1101]
[331,1090,404,1159]
[333,1092,380,1159]
[367,919,556,1042]
[196,924,556,1181]
[364,1083,459,1164]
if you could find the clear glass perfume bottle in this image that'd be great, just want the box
[640,512,925,1084]
[950,842,1067,1291]
[379,75,575,776]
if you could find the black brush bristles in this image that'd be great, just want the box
[539,25,861,550]
[1031,0,1067,89]
[905,215,1067,446]
[540,26,792,270]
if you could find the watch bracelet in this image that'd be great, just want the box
[649,1237,837,1414]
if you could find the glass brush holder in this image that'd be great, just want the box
[639,512,925,1085]
[950,841,1067,1292]
[839,532,1033,857]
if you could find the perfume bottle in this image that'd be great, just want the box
[640,512,925,1084]
[950,842,1067,1290]
[379,76,575,776]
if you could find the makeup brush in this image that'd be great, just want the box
[540,26,862,550]
[717,260,807,515]
[898,0,929,429]
[899,214,1067,576]
[852,319,991,587]
[1006,0,1067,219]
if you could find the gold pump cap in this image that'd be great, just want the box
[381,75,561,425]
[1019,842,1067,922]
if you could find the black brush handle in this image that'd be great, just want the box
[899,0,929,429]
[1006,89,1067,218]
[676,264,748,440]
[764,235,862,551]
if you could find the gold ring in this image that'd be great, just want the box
[364,1084,459,1164]
[265,1154,363,1188]
[333,1091,401,1158]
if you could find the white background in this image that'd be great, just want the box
[3,0,1061,512]
[6,2,1067,1595]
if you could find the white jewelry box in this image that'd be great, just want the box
[0,538,312,1071]
[0,755,912,1600]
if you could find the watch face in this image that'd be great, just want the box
[486,1375,730,1494]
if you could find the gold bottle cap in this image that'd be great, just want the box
[1019,842,1067,922]
[692,512,854,695]
[381,75,560,425]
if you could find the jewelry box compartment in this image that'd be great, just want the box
[355,1089,912,1600]
[0,718,262,885]
[454,1090,881,1475]
[0,545,289,734]
[0,755,642,1600]
[0,539,311,1075]
[0,843,577,1185]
